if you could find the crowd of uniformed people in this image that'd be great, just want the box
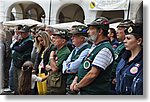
[0,17,143,95]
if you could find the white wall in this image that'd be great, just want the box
[1,0,142,24]
[49,0,95,24]
[0,0,4,22]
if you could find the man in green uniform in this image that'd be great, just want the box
[46,29,71,95]
[63,25,91,94]
[70,17,114,95]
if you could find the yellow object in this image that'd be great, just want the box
[37,73,47,95]
[90,0,95,9]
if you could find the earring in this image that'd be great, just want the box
[137,42,141,45]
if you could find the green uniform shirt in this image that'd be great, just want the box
[56,45,71,70]
[67,44,91,85]
[111,42,125,78]
[78,41,114,95]
[46,45,70,95]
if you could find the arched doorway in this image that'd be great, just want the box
[57,4,85,23]
[25,3,45,22]
[7,4,23,21]
[96,10,124,20]
[135,1,143,23]
[7,1,45,22]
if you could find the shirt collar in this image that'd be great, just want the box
[75,42,88,50]
[93,40,109,46]
[123,49,143,63]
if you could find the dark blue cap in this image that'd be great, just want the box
[125,23,143,36]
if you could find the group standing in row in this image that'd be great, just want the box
[0,17,143,95]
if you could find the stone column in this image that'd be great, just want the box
[0,0,5,94]
[0,0,4,23]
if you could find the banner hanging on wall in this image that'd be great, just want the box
[89,0,129,11]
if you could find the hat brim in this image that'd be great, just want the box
[52,33,60,35]
[52,33,69,40]
[73,33,88,37]
[87,22,98,26]
[18,30,26,33]
[69,32,88,37]
[125,33,143,37]
[18,29,29,33]
[117,25,127,28]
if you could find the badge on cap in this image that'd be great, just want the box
[78,28,82,32]
[128,26,133,33]
[84,60,90,69]
[130,67,138,74]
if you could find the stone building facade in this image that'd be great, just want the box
[0,0,143,25]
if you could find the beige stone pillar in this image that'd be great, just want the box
[0,0,4,22]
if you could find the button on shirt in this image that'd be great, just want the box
[62,42,90,74]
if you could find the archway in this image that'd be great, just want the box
[135,1,143,23]
[6,4,23,21]
[57,4,85,23]
[25,3,45,22]
[7,1,45,22]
